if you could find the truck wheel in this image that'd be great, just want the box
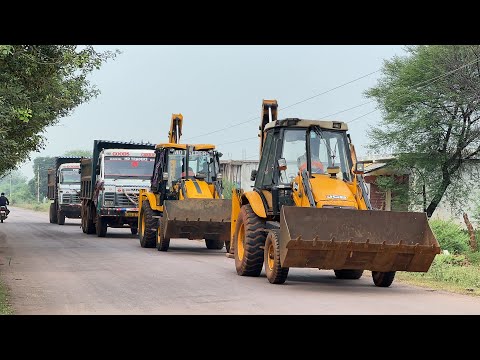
[130,227,138,235]
[96,215,107,237]
[156,216,170,251]
[57,210,65,225]
[84,205,96,234]
[138,200,156,248]
[264,230,289,284]
[334,269,364,280]
[372,271,396,287]
[234,204,266,277]
[205,239,224,250]
[49,203,57,224]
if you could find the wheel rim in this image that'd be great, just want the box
[267,242,275,270]
[237,223,245,261]
[140,214,145,237]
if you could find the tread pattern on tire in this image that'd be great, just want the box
[139,200,157,248]
[85,204,96,234]
[96,215,107,237]
[234,204,266,277]
[265,230,289,284]
[156,216,170,251]
[49,203,57,224]
[205,239,224,250]
[57,210,65,225]
[372,271,396,287]
[334,269,364,280]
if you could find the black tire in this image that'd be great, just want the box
[49,203,57,224]
[96,215,107,237]
[334,269,364,280]
[234,204,266,277]
[372,271,396,287]
[156,216,170,251]
[205,239,224,250]
[57,210,65,225]
[1,218,3,223]
[264,230,289,284]
[138,200,157,248]
[85,205,96,234]
[130,227,138,235]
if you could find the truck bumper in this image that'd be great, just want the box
[98,207,139,218]
[59,204,82,218]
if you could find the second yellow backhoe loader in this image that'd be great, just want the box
[227,100,440,287]
[138,114,231,251]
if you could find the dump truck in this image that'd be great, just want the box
[80,140,156,237]
[227,100,441,287]
[48,157,83,225]
[138,113,231,251]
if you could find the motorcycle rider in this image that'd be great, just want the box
[0,192,10,215]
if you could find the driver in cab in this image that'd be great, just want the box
[297,153,324,174]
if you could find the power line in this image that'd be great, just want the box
[346,57,480,125]
[217,136,258,146]
[183,69,381,141]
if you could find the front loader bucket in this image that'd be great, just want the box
[163,199,231,241]
[279,206,440,272]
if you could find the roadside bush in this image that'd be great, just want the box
[466,251,480,266]
[429,219,470,254]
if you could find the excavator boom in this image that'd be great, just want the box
[168,114,183,144]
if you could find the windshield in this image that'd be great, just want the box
[60,169,80,184]
[167,149,219,185]
[310,127,352,181]
[104,156,155,179]
[279,127,352,183]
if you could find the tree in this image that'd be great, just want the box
[366,45,480,217]
[63,149,91,158]
[0,171,34,204]
[28,157,55,201]
[0,45,118,177]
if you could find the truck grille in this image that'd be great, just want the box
[61,193,80,204]
[104,192,139,207]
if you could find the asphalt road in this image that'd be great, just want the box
[1,206,479,314]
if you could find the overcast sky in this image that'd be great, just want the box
[19,45,407,179]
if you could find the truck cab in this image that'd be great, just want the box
[97,148,155,211]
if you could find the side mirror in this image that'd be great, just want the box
[217,152,223,158]
[250,169,258,181]
[162,172,169,181]
[353,162,365,175]
[278,158,287,171]
[95,167,100,175]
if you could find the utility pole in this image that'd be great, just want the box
[37,165,40,203]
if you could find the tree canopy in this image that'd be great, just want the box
[366,45,480,217]
[0,45,118,177]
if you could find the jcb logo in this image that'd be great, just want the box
[112,152,130,156]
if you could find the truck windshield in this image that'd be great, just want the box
[60,169,80,184]
[280,127,352,183]
[104,156,155,179]
[167,149,218,184]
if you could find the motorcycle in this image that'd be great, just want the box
[0,206,8,223]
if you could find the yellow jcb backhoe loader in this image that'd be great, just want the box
[138,114,231,251]
[227,100,440,287]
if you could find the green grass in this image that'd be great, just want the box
[12,202,50,212]
[0,279,13,315]
[396,254,480,296]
